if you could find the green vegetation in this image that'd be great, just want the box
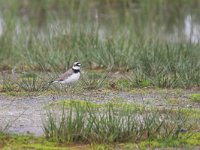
[0,100,200,149]
[81,71,108,89]
[42,100,196,145]
[0,72,51,92]
[0,1,200,149]
[0,0,200,88]
[0,133,67,150]
[1,132,200,149]
[190,94,200,103]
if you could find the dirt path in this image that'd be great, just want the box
[0,89,199,136]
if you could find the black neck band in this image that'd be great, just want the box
[72,68,80,73]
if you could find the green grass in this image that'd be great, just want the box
[0,72,52,92]
[0,1,200,88]
[0,100,200,149]
[0,2,200,148]
[190,94,200,103]
[0,133,67,150]
[136,132,200,149]
[80,71,108,90]
[1,132,200,149]
[42,100,196,145]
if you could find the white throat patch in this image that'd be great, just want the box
[72,66,80,70]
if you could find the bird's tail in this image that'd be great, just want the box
[49,80,56,84]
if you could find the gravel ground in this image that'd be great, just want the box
[0,89,199,136]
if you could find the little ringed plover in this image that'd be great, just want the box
[53,62,81,84]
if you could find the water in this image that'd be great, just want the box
[0,15,200,44]
[184,15,200,43]
[0,14,4,37]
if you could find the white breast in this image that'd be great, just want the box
[61,72,80,84]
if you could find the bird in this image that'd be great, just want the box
[52,62,81,84]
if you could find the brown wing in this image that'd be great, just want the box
[55,69,73,81]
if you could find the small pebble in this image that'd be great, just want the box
[186,104,192,108]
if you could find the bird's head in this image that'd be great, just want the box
[72,62,81,70]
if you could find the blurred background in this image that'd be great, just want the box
[0,0,199,40]
[0,0,200,72]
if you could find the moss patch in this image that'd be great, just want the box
[190,94,200,102]
[0,134,68,150]
[120,132,200,150]
[0,123,200,149]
